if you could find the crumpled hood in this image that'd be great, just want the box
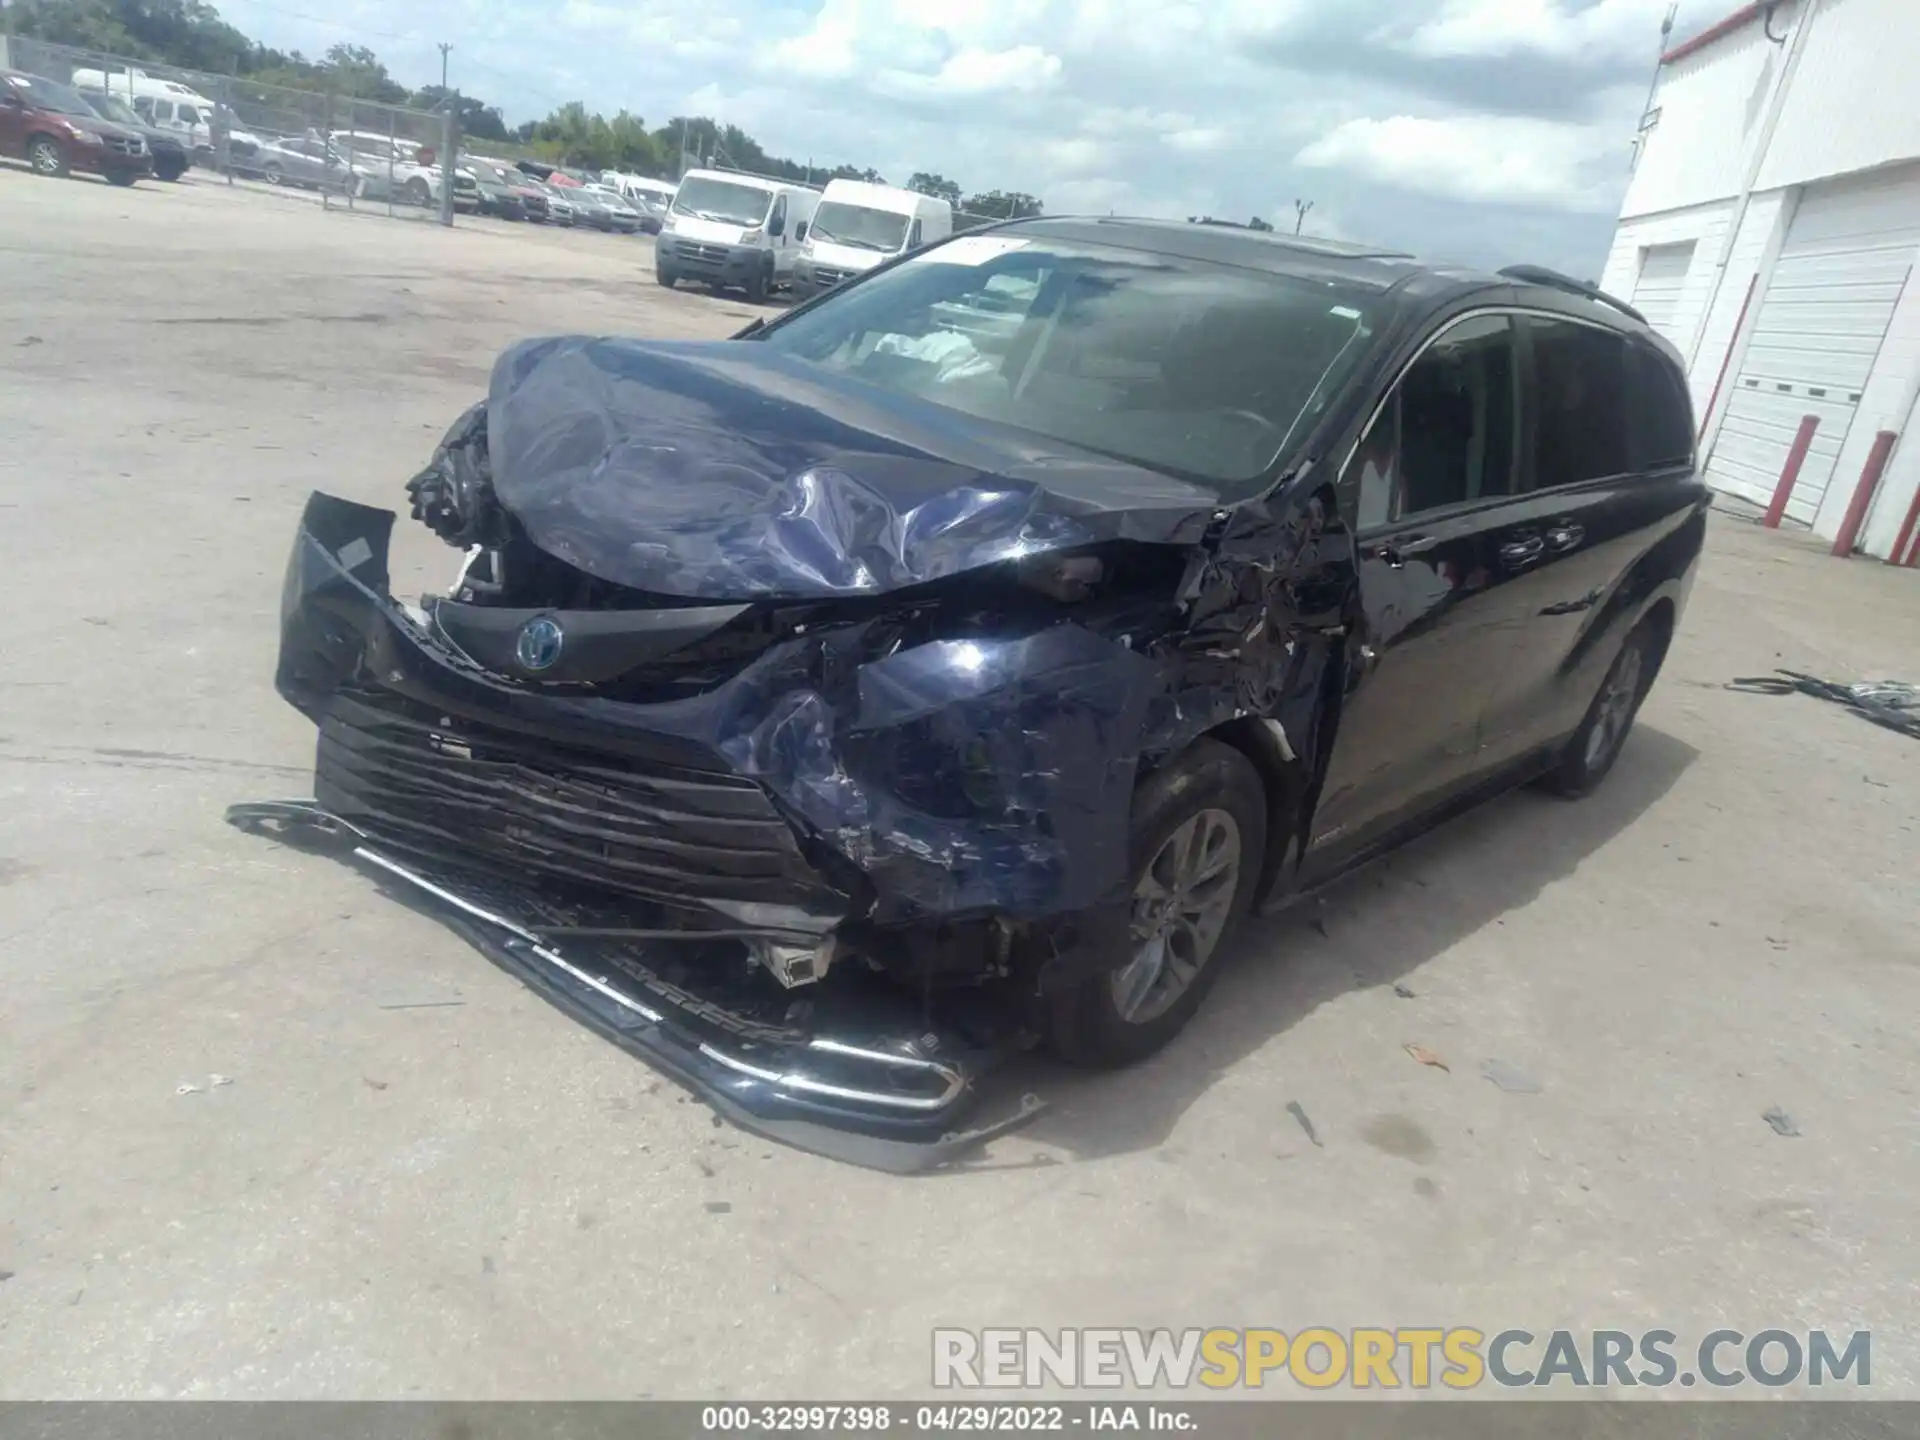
[486,335,1224,600]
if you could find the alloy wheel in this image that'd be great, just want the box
[1111,808,1242,1025]
[29,139,62,175]
[1585,640,1644,770]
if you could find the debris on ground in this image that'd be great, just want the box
[704,1201,733,1214]
[1481,1059,1542,1094]
[1285,1100,1323,1148]
[1762,1106,1801,1137]
[175,1082,203,1096]
[210,1074,233,1088]
[1404,1043,1450,1073]
[362,1077,389,1091]
[1393,983,1417,999]
[1728,671,1920,741]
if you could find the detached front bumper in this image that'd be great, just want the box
[229,800,1036,1170]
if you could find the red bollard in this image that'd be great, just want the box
[1763,414,1821,528]
[1887,470,1920,567]
[1831,430,1900,559]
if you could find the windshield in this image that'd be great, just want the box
[758,237,1381,495]
[11,74,96,117]
[83,92,142,127]
[810,201,911,253]
[672,177,773,227]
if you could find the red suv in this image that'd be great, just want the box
[1,69,151,185]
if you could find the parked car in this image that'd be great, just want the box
[1,69,150,185]
[461,157,527,220]
[529,178,577,226]
[243,221,1706,1164]
[581,184,643,232]
[254,134,356,192]
[78,89,188,182]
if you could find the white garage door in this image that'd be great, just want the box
[1705,169,1920,522]
[1631,241,1695,341]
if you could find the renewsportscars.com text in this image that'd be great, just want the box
[932,1328,1872,1391]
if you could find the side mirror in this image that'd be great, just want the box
[795,221,808,241]
[0,93,24,110]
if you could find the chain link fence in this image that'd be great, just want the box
[1,35,460,224]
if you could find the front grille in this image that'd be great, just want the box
[811,267,852,288]
[105,136,144,155]
[314,688,847,915]
[678,242,730,266]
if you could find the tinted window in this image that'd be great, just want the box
[1350,314,1519,529]
[1630,343,1695,468]
[760,238,1383,495]
[1525,316,1630,485]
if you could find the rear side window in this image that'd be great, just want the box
[1630,344,1695,468]
[1524,316,1630,485]
[1350,314,1521,529]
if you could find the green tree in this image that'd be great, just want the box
[410,85,509,143]
[907,172,962,205]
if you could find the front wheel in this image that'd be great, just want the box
[1542,622,1654,797]
[1046,738,1266,1067]
[106,169,139,187]
[655,266,677,288]
[743,263,770,304]
[403,178,431,207]
[28,136,68,178]
[156,156,187,182]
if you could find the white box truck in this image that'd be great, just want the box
[654,168,821,303]
[790,180,953,300]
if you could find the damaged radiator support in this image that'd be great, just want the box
[226,801,1044,1171]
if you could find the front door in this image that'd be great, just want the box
[1305,312,1527,876]
[768,192,793,276]
[0,80,27,159]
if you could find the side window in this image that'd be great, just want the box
[908,218,924,250]
[1523,316,1630,485]
[132,96,154,118]
[769,193,787,230]
[1349,314,1520,530]
[1629,342,1695,469]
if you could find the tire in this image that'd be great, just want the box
[656,267,677,288]
[106,169,139,187]
[156,156,186,183]
[28,136,69,178]
[1541,621,1655,798]
[1046,738,1266,1067]
[743,262,770,304]
[403,178,431,207]
[262,162,284,185]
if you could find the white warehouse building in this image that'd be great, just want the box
[1602,0,1920,561]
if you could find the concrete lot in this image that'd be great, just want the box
[2,169,1918,1400]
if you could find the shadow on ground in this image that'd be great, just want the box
[970,725,1701,1167]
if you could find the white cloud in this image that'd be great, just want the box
[1295,112,1622,211]
[1397,0,1673,62]
[873,44,1063,98]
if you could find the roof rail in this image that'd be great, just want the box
[1499,264,1648,326]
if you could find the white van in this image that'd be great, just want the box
[614,175,677,233]
[70,68,219,154]
[791,180,953,300]
[654,168,821,302]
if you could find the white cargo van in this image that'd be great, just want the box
[654,168,820,303]
[70,68,219,154]
[791,180,953,300]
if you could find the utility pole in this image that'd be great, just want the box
[438,41,452,96]
[1293,199,1313,235]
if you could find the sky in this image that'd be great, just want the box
[215,0,1731,275]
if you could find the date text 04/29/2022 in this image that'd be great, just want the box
[700,1405,1194,1432]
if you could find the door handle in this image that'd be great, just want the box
[1545,520,1585,551]
[1498,535,1545,568]
[1376,533,1440,568]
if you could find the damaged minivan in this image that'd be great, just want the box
[236,219,1707,1168]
